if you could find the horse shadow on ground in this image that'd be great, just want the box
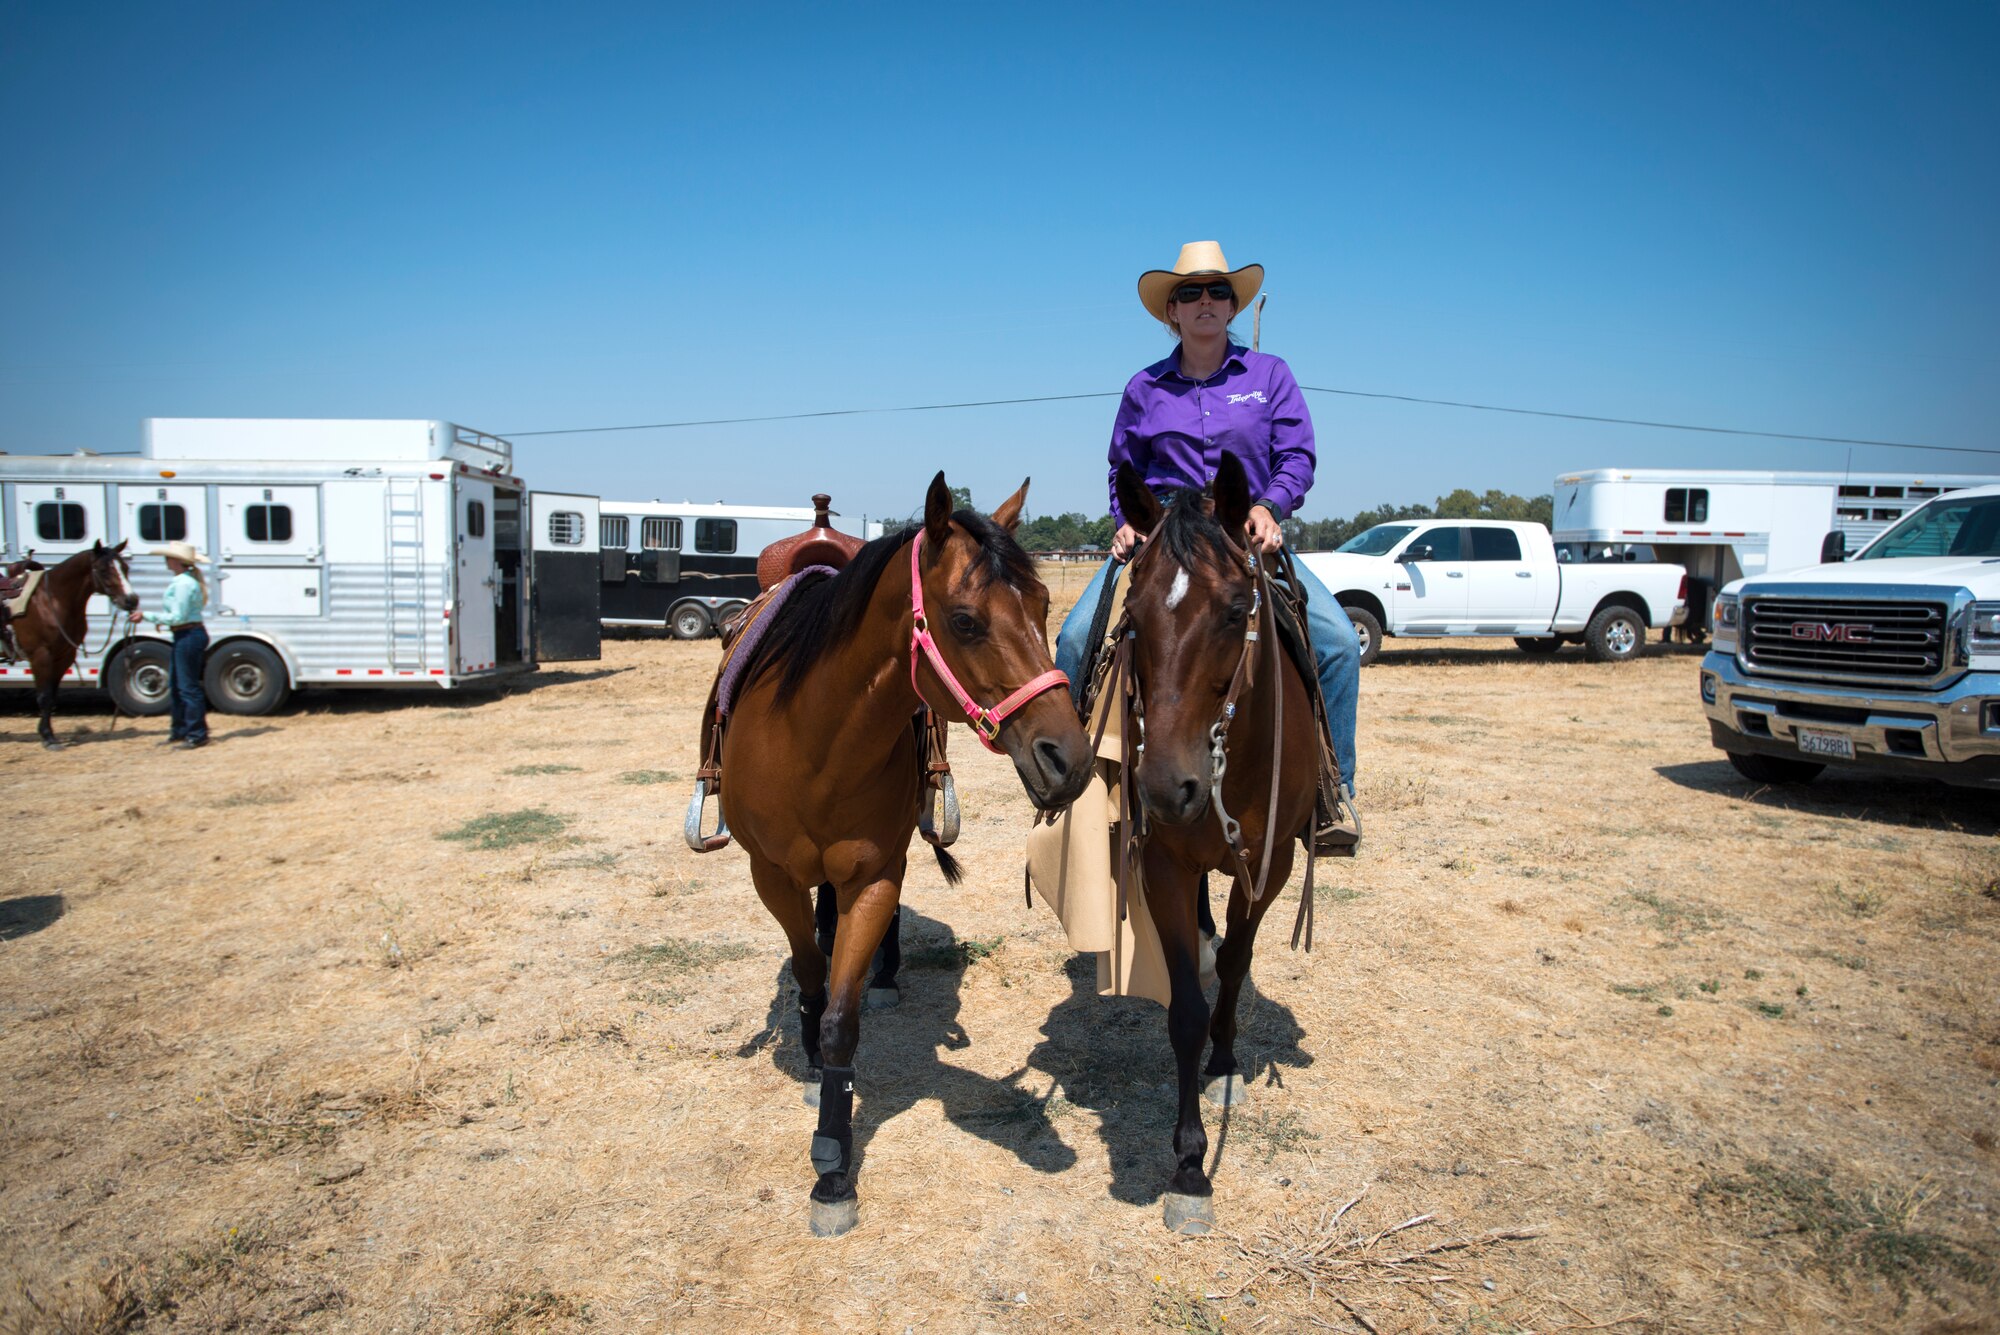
[739,907,1078,1180]
[1655,760,2000,835]
[0,894,64,940]
[1027,952,1311,1204]
[737,909,1312,1205]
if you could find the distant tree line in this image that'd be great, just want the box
[1011,488,1553,553]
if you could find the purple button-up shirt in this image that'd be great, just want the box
[1106,343,1317,526]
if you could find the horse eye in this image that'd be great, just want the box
[1225,600,1248,624]
[949,611,983,638]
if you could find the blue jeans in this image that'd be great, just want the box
[1054,551,1360,786]
[169,625,209,743]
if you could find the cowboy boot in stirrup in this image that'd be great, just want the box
[1312,782,1361,858]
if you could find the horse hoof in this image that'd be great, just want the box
[1203,1073,1249,1108]
[41,740,64,752]
[864,985,900,1011]
[1162,1192,1215,1235]
[802,1068,822,1108]
[809,1196,859,1237]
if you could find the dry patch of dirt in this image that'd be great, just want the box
[2,568,1996,1332]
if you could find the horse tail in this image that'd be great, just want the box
[932,844,964,887]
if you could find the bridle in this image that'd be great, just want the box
[907,529,1069,754]
[1083,524,1316,950]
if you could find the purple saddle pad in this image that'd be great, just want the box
[714,565,838,719]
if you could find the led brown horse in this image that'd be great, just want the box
[719,474,1091,1236]
[1107,453,1322,1233]
[6,541,139,750]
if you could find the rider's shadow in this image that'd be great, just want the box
[1026,952,1312,1205]
[738,907,1079,1177]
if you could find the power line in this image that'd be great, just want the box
[1297,386,1998,456]
[500,386,1993,456]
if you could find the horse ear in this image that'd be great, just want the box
[113,539,128,554]
[93,539,104,554]
[1214,451,1252,539]
[991,478,1029,534]
[924,471,954,546]
[1115,464,1162,535]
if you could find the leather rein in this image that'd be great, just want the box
[1082,533,1316,952]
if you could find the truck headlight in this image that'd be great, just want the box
[1714,593,1740,630]
[1971,602,2000,653]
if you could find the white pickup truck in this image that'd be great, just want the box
[1702,482,2000,789]
[1300,519,1687,665]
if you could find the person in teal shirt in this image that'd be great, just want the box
[131,541,210,749]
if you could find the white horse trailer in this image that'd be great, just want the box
[597,499,882,638]
[0,418,600,716]
[1551,468,2000,635]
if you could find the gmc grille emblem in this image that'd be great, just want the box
[1790,621,1872,643]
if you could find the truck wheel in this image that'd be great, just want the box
[1727,751,1824,785]
[1344,606,1383,667]
[1583,605,1645,663]
[669,603,712,641]
[105,641,173,716]
[1514,636,1562,656]
[203,640,291,715]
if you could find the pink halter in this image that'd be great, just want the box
[908,530,1069,754]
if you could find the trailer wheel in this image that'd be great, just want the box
[669,603,712,641]
[204,640,291,715]
[1727,751,1824,785]
[1583,605,1645,663]
[1343,606,1383,667]
[105,641,173,716]
[1513,636,1563,656]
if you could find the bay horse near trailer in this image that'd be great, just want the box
[717,474,1091,1236]
[5,542,138,750]
[1105,454,1322,1233]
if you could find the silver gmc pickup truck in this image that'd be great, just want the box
[1701,483,2000,789]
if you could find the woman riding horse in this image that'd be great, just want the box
[1055,240,1361,852]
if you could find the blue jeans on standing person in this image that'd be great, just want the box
[169,624,210,744]
[1054,550,1360,787]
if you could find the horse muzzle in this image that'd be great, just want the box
[1137,765,1211,827]
[1012,730,1093,811]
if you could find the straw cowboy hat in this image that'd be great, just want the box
[1137,240,1264,325]
[152,541,208,565]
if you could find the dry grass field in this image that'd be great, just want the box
[3,563,1997,1333]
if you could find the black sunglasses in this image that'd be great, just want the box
[1171,281,1236,304]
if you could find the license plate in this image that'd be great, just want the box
[1796,728,1855,760]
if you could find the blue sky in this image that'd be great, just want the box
[3,1,1994,526]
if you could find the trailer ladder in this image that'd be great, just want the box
[385,477,427,670]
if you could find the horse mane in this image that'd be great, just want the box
[748,510,1039,706]
[1154,489,1240,577]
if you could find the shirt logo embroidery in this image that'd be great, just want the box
[1226,391,1268,405]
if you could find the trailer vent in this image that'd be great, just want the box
[1742,596,1949,684]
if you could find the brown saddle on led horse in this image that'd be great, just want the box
[687,496,960,853]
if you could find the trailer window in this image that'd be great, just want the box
[466,502,486,539]
[694,518,737,554]
[136,503,187,543]
[1468,528,1523,561]
[35,502,86,542]
[1664,488,1708,523]
[641,517,681,550]
[547,511,584,545]
[600,516,629,551]
[245,504,293,543]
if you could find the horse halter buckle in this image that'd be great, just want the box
[907,530,1068,755]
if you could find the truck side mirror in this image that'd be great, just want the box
[1402,544,1433,563]
[1820,531,1847,563]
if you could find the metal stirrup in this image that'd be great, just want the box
[684,778,731,852]
[917,771,961,847]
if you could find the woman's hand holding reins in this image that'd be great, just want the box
[1246,504,1284,555]
[1112,523,1145,560]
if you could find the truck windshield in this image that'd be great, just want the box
[1856,495,2000,560]
[1337,525,1416,556]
